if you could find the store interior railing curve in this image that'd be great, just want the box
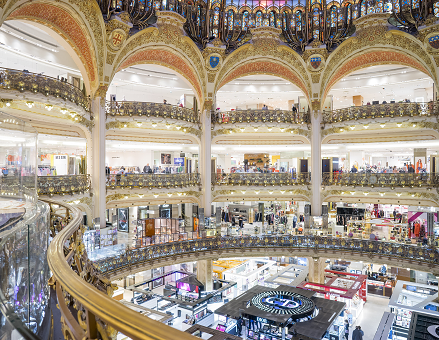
[45,198,197,340]
[106,173,200,189]
[106,100,199,124]
[0,68,90,111]
[322,172,439,188]
[212,109,310,125]
[37,174,91,196]
[213,172,311,186]
[322,101,439,124]
[94,235,439,277]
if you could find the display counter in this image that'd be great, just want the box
[388,280,438,340]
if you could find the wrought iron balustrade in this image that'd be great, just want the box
[37,175,91,196]
[106,100,199,123]
[93,235,439,275]
[45,199,193,340]
[212,110,310,125]
[322,101,439,124]
[0,68,89,111]
[322,172,439,187]
[107,173,200,189]
[213,172,310,186]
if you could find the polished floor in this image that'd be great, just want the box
[350,295,391,340]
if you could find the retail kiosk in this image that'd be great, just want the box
[388,280,438,340]
[265,264,309,288]
[215,285,346,340]
[297,270,367,323]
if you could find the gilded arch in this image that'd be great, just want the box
[115,48,204,104]
[215,43,312,102]
[3,0,105,95]
[321,21,437,104]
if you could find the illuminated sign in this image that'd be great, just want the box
[251,291,315,317]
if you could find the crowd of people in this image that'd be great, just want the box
[348,163,427,174]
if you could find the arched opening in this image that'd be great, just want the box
[115,48,203,105]
[4,1,100,95]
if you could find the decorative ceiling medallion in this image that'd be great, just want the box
[207,53,222,70]
[307,54,325,72]
[109,29,126,50]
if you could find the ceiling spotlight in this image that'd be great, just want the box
[379,192,385,197]
[25,101,34,108]
[269,191,273,194]
[241,190,246,194]
[412,123,417,128]
[397,122,402,127]
[177,192,182,196]
[349,125,355,130]
[167,193,173,197]
[339,128,344,132]
[123,124,127,127]
[240,127,245,132]
[350,191,355,195]
[363,192,369,196]
[176,126,181,130]
[151,122,157,128]
[229,129,233,134]
[138,194,144,198]
[60,108,68,114]
[396,193,402,197]
[290,130,295,134]
[280,128,285,132]
[45,104,53,111]
[363,124,369,129]
[166,123,171,129]
[183,128,187,132]
[5,101,11,107]
[137,122,142,127]
[280,190,285,194]
[380,123,386,128]
[253,127,258,132]
[255,190,260,194]
[267,127,273,131]
[153,194,159,198]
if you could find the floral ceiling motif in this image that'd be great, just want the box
[7,2,97,87]
[117,49,203,101]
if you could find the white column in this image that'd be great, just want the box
[200,109,212,217]
[311,112,322,216]
[197,259,213,291]
[90,98,106,228]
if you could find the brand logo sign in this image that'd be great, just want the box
[251,290,315,316]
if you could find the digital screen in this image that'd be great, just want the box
[405,285,416,292]
[216,324,226,332]
[177,282,191,292]
[174,157,185,166]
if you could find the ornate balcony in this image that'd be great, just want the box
[0,68,90,111]
[322,101,439,124]
[212,109,310,125]
[322,172,439,188]
[37,175,91,196]
[106,100,199,124]
[106,173,201,189]
[93,235,439,276]
[213,172,311,186]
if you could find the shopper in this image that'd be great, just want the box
[393,209,397,221]
[344,320,349,340]
[352,326,364,340]
[163,99,167,104]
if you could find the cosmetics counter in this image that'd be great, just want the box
[215,285,346,340]
[388,280,438,340]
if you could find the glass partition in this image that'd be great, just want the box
[0,111,50,340]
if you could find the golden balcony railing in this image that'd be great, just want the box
[37,175,91,196]
[213,172,311,186]
[45,198,196,340]
[94,235,439,276]
[212,109,310,125]
[322,101,439,124]
[106,173,200,189]
[0,68,90,111]
[322,172,439,188]
[105,100,200,124]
